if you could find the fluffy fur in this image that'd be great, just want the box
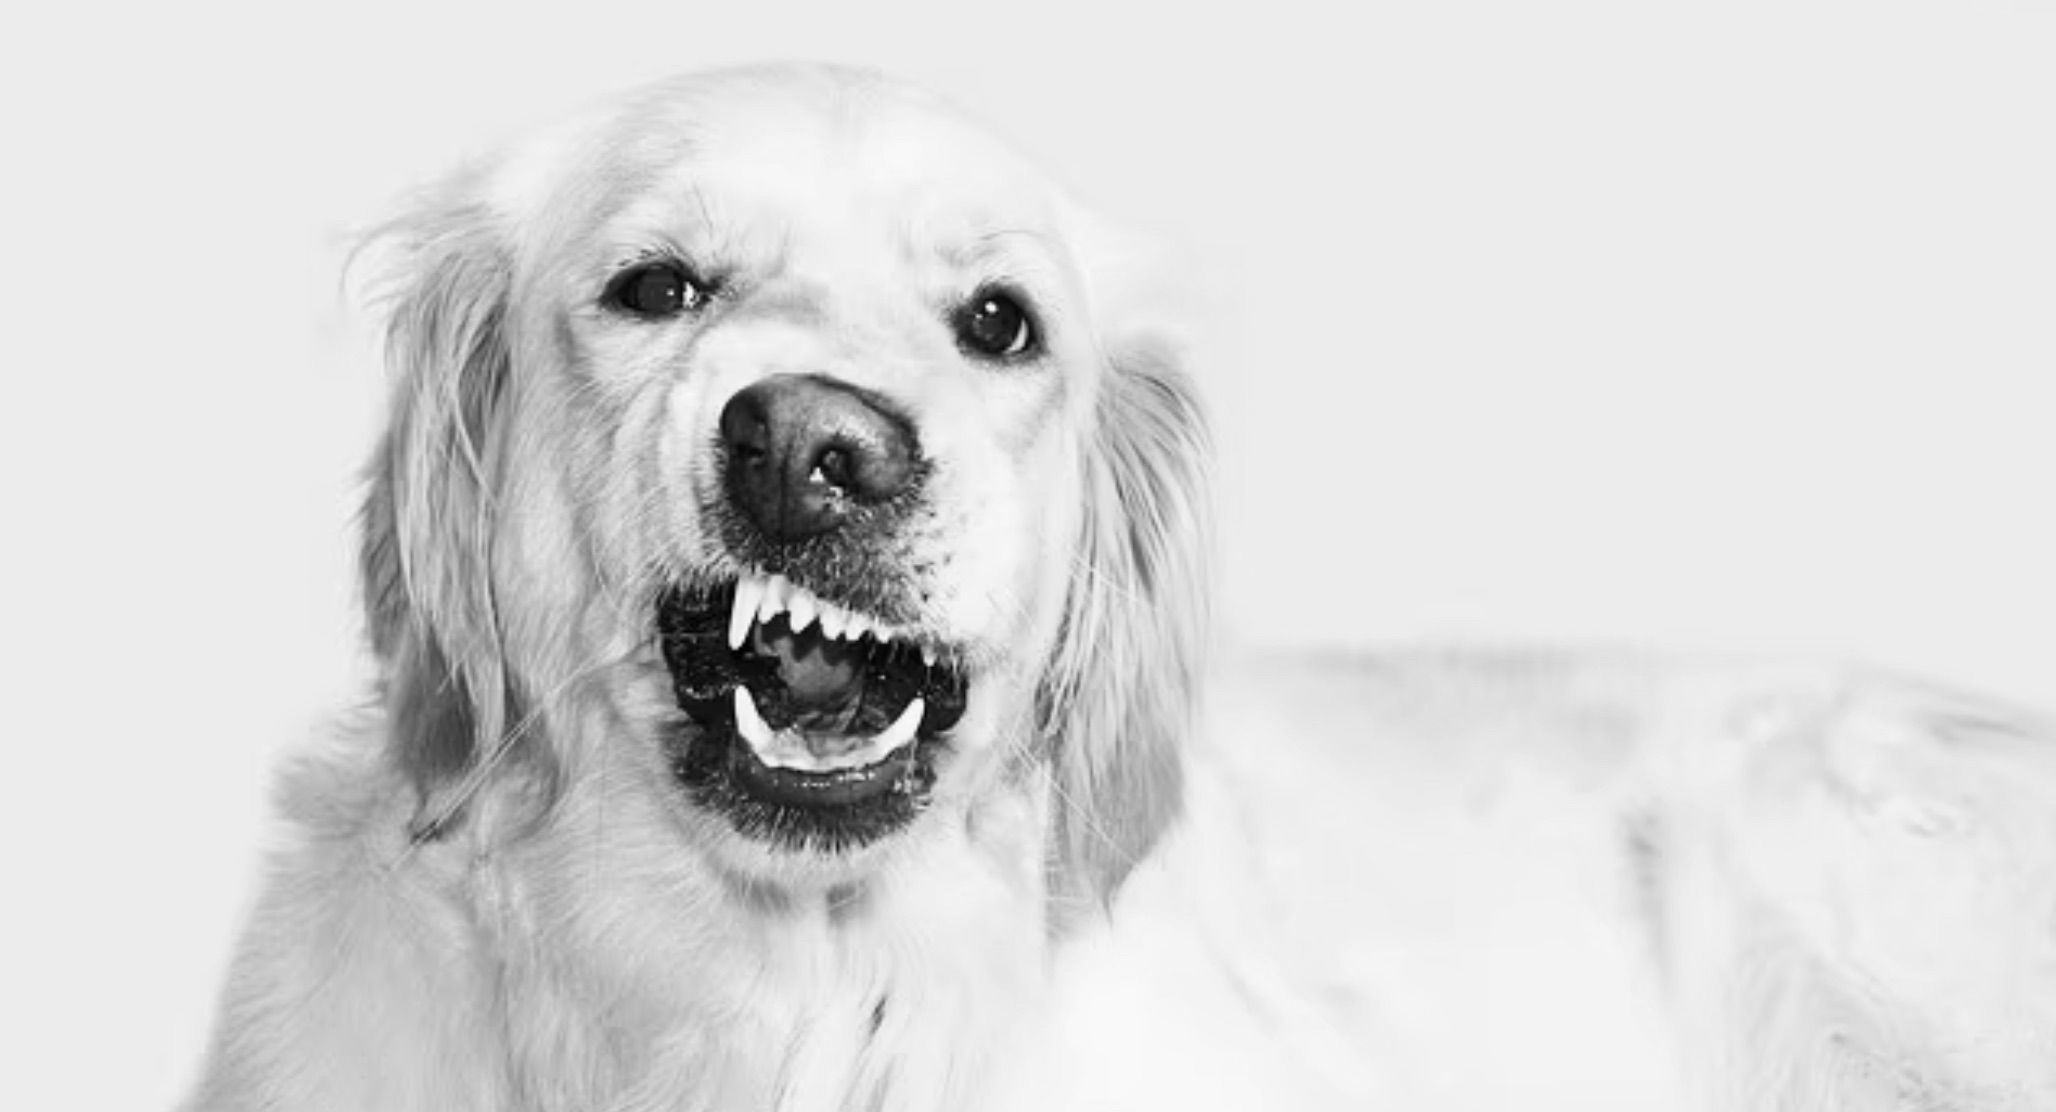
[189,63,1207,1112]
[188,64,2056,1112]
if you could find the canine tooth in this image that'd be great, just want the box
[737,694,927,774]
[758,575,791,625]
[920,644,938,668]
[875,697,925,751]
[733,686,774,750]
[729,575,765,650]
[785,587,818,634]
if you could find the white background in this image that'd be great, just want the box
[1,2,2051,1108]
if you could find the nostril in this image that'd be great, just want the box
[814,446,854,491]
[719,398,774,466]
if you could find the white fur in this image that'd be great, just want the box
[187,65,2056,1112]
[1037,651,2056,1111]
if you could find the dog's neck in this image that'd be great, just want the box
[459,737,1063,1112]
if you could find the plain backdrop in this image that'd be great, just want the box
[1,2,2050,1108]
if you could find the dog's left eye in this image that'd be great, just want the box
[952,289,1037,361]
[604,261,710,319]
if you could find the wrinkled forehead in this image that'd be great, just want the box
[516,75,1073,277]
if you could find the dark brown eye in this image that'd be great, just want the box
[604,261,709,319]
[952,289,1037,360]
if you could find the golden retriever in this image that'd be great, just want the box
[187,63,2056,1111]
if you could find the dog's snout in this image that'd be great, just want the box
[719,374,918,542]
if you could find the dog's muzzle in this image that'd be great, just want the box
[656,374,969,852]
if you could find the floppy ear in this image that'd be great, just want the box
[1041,315,1213,919]
[355,184,522,837]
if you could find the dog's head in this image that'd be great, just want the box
[357,63,1208,907]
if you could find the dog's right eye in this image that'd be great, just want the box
[603,262,710,319]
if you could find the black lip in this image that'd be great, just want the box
[655,581,969,852]
[729,736,920,808]
[668,718,939,853]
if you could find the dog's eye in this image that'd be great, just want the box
[604,261,710,319]
[952,289,1037,361]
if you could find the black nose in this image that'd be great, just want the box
[719,374,919,543]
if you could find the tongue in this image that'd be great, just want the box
[757,622,867,717]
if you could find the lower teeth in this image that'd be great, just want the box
[733,686,926,773]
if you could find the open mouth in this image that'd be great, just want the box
[656,572,970,850]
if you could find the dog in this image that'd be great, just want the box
[186,63,2056,1111]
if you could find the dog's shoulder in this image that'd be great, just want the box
[1147,647,2056,1108]
[1677,669,2056,1106]
[184,726,514,1112]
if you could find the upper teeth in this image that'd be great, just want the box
[727,571,904,652]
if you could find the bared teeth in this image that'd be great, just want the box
[733,685,775,749]
[731,684,927,773]
[786,589,818,634]
[723,570,946,661]
[756,575,790,627]
[875,696,925,751]
[729,576,766,650]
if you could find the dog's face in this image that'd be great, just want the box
[361,65,1207,898]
